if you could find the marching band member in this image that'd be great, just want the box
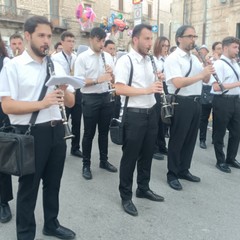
[164,25,214,191]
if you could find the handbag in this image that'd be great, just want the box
[0,126,35,176]
[109,55,133,145]
[0,60,51,176]
[200,85,213,105]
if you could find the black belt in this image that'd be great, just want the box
[175,95,201,102]
[127,107,154,114]
[214,94,240,99]
[82,92,109,97]
[37,120,63,127]
[13,120,62,128]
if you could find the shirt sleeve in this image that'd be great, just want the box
[114,55,131,85]
[0,61,18,99]
[164,54,183,83]
[74,54,86,78]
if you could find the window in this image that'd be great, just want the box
[236,23,240,39]
[4,0,16,7]
[119,0,123,11]
[148,4,152,19]
[4,0,16,14]
[50,0,59,19]
[159,23,164,36]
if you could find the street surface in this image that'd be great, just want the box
[1,129,240,240]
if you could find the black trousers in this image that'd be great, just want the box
[16,123,66,240]
[0,104,13,204]
[119,107,158,200]
[81,93,113,166]
[167,96,201,180]
[0,173,13,204]
[199,103,212,142]
[212,95,240,164]
[66,90,82,151]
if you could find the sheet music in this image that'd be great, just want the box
[46,75,85,89]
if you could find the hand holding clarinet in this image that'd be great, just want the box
[194,45,228,94]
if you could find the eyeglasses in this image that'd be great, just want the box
[181,35,198,40]
[161,44,170,48]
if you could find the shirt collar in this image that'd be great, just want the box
[176,47,191,59]
[221,55,236,64]
[20,50,47,65]
[129,48,150,63]
[87,47,99,56]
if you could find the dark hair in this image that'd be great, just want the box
[90,27,106,40]
[170,46,177,53]
[10,33,23,42]
[212,41,222,51]
[24,15,52,34]
[104,39,115,47]
[153,36,169,57]
[60,31,75,41]
[0,34,8,57]
[175,25,195,46]
[54,42,62,50]
[132,24,152,39]
[222,37,240,47]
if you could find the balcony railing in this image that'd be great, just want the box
[45,14,69,31]
[0,5,30,23]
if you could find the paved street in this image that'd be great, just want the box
[1,130,240,240]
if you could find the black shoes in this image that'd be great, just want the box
[82,166,92,180]
[200,141,207,149]
[83,161,117,180]
[216,163,231,173]
[167,179,182,191]
[178,172,201,182]
[99,161,117,172]
[226,159,240,169]
[122,200,138,216]
[136,189,164,202]
[71,149,83,158]
[43,225,76,239]
[0,203,12,223]
[153,152,164,160]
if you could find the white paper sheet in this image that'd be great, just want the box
[45,75,85,89]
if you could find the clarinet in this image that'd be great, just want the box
[44,49,75,140]
[101,52,115,102]
[148,52,174,119]
[194,45,228,94]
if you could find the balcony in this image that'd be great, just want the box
[45,14,69,33]
[0,5,30,24]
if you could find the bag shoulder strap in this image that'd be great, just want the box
[175,58,192,95]
[221,58,239,81]
[28,57,53,126]
[121,55,133,125]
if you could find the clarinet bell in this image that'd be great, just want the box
[63,122,75,140]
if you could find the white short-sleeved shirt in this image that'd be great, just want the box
[210,55,240,95]
[114,48,156,108]
[164,47,203,96]
[51,51,76,75]
[74,48,114,94]
[0,50,74,125]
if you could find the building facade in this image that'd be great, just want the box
[170,0,240,49]
[0,0,172,51]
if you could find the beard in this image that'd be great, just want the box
[30,42,48,57]
[137,46,149,56]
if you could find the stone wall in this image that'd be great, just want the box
[170,0,240,50]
